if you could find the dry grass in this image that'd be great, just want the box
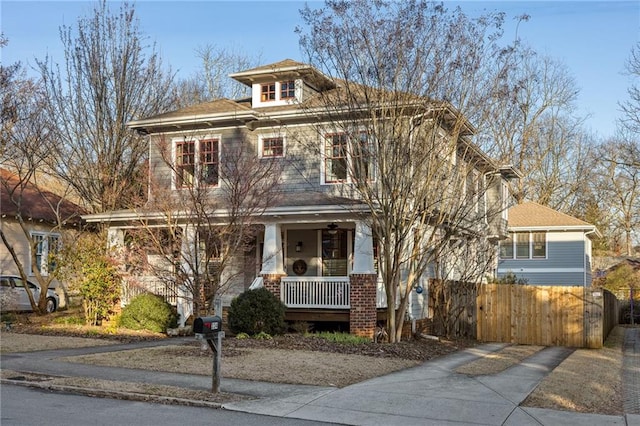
[58,345,419,388]
[521,326,624,415]
[0,324,626,414]
[0,369,248,404]
[0,331,115,353]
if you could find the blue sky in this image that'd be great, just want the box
[1,1,638,138]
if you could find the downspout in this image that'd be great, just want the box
[584,228,597,286]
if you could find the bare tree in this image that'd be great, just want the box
[175,44,262,106]
[123,130,284,319]
[593,136,640,256]
[479,44,583,204]
[620,42,640,138]
[1,51,82,313]
[36,1,176,214]
[297,0,515,341]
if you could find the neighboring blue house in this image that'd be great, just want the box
[497,202,600,286]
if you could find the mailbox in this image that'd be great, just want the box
[193,316,222,336]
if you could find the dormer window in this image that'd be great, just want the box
[261,83,276,102]
[281,80,295,99]
[253,80,299,107]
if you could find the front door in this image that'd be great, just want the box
[322,229,347,276]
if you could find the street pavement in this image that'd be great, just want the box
[3,330,640,425]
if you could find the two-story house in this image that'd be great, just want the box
[84,59,517,337]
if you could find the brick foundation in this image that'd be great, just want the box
[262,274,284,300]
[349,274,377,339]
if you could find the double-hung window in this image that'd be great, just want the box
[174,137,220,188]
[176,140,196,187]
[323,131,373,184]
[32,232,60,274]
[325,133,348,183]
[200,139,219,186]
[500,232,547,259]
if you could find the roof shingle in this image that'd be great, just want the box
[508,202,594,228]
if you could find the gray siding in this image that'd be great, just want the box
[498,237,588,286]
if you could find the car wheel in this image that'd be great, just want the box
[46,297,57,313]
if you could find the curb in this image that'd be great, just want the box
[1,378,224,409]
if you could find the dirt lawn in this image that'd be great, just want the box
[0,327,625,414]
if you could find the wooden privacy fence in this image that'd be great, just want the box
[477,284,618,348]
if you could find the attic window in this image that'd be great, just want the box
[281,80,295,99]
[261,83,276,102]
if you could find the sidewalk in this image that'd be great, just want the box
[2,333,639,425]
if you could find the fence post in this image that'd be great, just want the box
[584,288,604,349]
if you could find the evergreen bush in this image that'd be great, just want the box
[228,288,286,336]
[118,293,178,333]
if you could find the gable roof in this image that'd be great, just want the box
[0,169,85,225]
[507,202,598,233]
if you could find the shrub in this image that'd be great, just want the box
[227,288,286,336]
[118,293,178,333]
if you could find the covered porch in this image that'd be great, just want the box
[256,218,380,337]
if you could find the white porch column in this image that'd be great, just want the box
[352,220,376,274]
[260,222,285,275]
[177,224,196,326]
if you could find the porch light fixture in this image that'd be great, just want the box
[327,223,339,235]
[295,241,303,252]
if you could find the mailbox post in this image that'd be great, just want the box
[193,316,223,393]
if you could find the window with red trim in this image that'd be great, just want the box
[280,80,295,99]
[200,139,219,186]
[262,137,284,157]
[261,83,276,102]
[325,133,348,182]
[176,140,195,187]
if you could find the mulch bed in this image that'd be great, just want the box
[8,312,475,361]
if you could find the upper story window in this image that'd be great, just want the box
[280,80,295,99]
[174,137,220,188]
[259,134,285,158]
[176,140,196,187]
[500,232,547,260]
[254,80,299,107]
[31,232,60,275]
[261,83,276,102]
[323,131,373,184]
[325,133,348,183]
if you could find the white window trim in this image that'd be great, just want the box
[501,231,548,260]
[171,134,221,190]
[253,79,301,107]
[30,231,61,275]
[258,133,286,158]
[320,127,376,185]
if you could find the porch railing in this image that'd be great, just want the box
[281,277,350,309]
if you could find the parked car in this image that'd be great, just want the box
[0,275,59,313]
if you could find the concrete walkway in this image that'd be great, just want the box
[2,334,640,425]
[225,344,627,425]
